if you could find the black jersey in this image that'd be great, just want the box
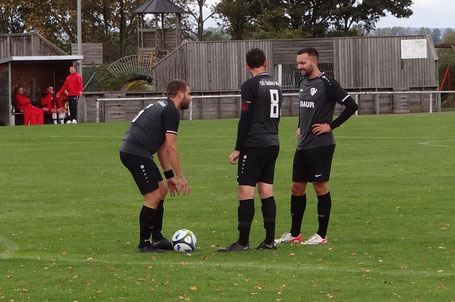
[235,73,282,150]
[120,99,180,158]
[297,72,350,150]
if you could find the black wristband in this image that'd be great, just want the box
[164,169,174,179]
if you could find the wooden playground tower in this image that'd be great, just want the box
[108,0,185,78]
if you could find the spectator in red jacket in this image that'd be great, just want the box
[41,86,67,124]
[57,66,83,124]
[14,87,44,125]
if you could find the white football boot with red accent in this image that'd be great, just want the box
[301,233,327,245]
[275,232,302,244]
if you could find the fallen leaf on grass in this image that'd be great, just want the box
[190,286,197,291]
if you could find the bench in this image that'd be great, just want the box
[11,110,24,125]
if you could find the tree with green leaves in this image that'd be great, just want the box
[216,0,414,39]
[0,0,146,61]
[438,29,455,96]
[215,0,262,40]
[0,2,30,33]
[331,0,412,34]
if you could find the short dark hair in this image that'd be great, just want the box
[166,80,189,97]
[297,47,319,59]
[246,48,266,69]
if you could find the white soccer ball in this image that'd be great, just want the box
[171,229,197,253]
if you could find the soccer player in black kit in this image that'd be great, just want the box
[120,80,192,253]
[218,48,282,252]
[275,48,358,245]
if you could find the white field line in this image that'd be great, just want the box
[2,235,452,277]
[336,136,452,140]
[0,235,19,259]
[336,136,455,148]
[2,253,453,278]
[419,138,455,148]
[8,135,455,140]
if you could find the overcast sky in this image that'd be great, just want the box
[376,0,455,29]
[203,0,455,29]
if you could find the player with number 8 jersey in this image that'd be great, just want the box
[237,72,281,149]
[218,48,282,252]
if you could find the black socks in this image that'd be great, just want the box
[139,200,165,247]
[139,205,157,247]
[261,196,276,243]
[317,192,331,238]
[237,199,254,246]
[290,194,307,237]
[152,200,165,241]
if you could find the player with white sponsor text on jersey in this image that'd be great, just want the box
[218,48,283,252]
[276,47,358,246]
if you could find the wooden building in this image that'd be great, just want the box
[71,43,103,66]
[82,35,440,123]
[152,35,439,92]
[135,0,185,58]
[0,33,82,126]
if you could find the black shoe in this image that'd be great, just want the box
[137,244,166,253]
[151,238,173,250]
[254,241,277,250]
[218,242,249,252]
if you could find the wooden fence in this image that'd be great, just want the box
[82,90,443,123]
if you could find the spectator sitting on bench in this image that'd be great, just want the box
[14,86,44,125]
[41,86,67,124]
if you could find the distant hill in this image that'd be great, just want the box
[370,27,453,43]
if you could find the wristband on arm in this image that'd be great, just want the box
[164,169,175,179]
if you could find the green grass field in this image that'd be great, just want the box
[1,113,454,301]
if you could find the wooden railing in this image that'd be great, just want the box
[87,90,455,123]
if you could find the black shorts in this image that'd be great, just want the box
[292,145,335,183]
[237,146,279,186]
[120,151,163,195]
